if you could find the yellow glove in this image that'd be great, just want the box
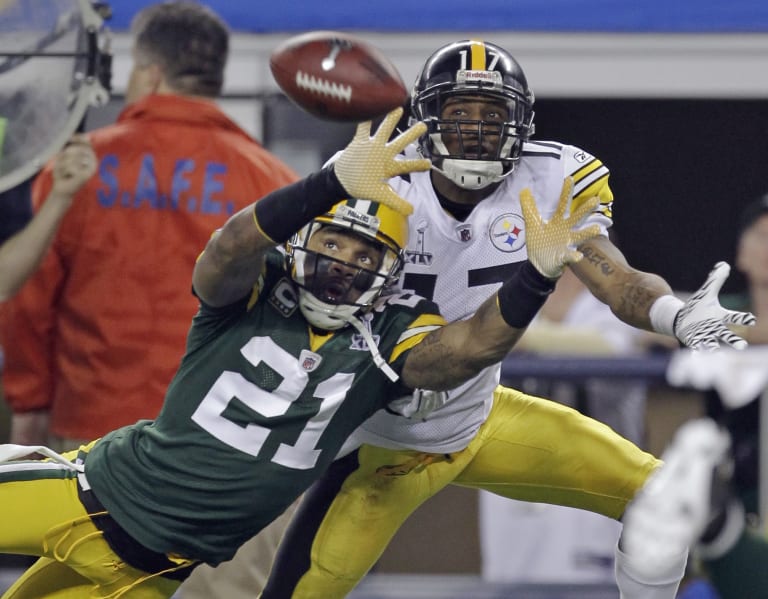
[333,107,431,216]
[520,176,601,279]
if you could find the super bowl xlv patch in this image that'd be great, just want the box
[350,333,380,352]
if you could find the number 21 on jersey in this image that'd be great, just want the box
[191,336,353,470]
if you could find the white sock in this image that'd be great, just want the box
[614,541,688,599]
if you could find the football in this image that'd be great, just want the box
[269,31,408,122]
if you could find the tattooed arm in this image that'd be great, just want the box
[570,235,673,331]
[400,290,528,391]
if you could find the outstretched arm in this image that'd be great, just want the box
[571,236,755,349]
[0,135,95,302]
[569,235,672,330]
[401,178,601,390]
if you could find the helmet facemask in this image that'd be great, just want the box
[286,200,406,331]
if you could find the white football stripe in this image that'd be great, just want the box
[397,324,442,344]
[295,70,352,103]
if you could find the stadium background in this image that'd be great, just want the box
[92,0,768,294]
[3,2,768,595]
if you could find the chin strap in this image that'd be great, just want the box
[342,314,399,383]
[436,158,503,190]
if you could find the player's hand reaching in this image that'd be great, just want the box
[673,262,755,350]
[520,177,601,279]
[51,134,97,198]
[333,107,431,216]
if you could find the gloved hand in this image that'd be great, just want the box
[673,262,756,350]
[520,177,601,279]
[387,388,450,420]
[333,107,431,216]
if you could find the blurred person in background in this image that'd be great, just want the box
[624,195,768,599]
[0,137,95,303]
[0,0,297,447]
[0,3,298,593]
[0,139,95,460]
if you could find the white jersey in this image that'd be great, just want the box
[342,140,614,454]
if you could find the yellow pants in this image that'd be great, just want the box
[280,386,660,599]
[0,445,183,598]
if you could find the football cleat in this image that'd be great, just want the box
[621,418,733,577]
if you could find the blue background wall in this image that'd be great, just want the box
[104,0,768,33]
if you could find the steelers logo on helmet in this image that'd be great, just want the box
[411,40,535,190]
[286,198,407,330]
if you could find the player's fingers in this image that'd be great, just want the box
[571,224,602,247]
[389,120,426,152]
[553,177,574,220]
[373,107,404,143]
[721,309,756,327]
[387,157,431,178]
[568,195,600,225]
[702,262,730,296]
[378,188,414,216]
[721,330,748,350]
[563,248,584,265]
[353,120,373,141]
[519,188,543,228]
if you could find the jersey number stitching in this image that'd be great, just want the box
[191,336,353,470]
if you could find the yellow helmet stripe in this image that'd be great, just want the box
[470,40,486,70]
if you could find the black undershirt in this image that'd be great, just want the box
[434,188,475,222]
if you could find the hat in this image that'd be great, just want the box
[739,194,768,235]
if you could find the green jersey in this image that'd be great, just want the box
[84,251,443,565]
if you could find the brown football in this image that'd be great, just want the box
[270,31,407,122]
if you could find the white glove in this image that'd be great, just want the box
[673,262,755,350]
[333,107,430,216]
[520,176,601,279]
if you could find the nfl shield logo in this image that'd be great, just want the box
[299,349,322,372]
[456,224,472,242]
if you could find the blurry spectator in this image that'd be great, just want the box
[694,195,768,597]
[0,140,94,454]
[622,196,768,599]
[0,137,95,303]
[0,0,297,449]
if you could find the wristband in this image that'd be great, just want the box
[496,261,556,328]
[253,166,347,243]
[649,295,684,336]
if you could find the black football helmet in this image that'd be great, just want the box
[411,40,535,189]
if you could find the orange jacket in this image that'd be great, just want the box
[0,94,298,439]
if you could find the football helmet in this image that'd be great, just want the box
[287,198,407,331]
[411,40,535,190]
